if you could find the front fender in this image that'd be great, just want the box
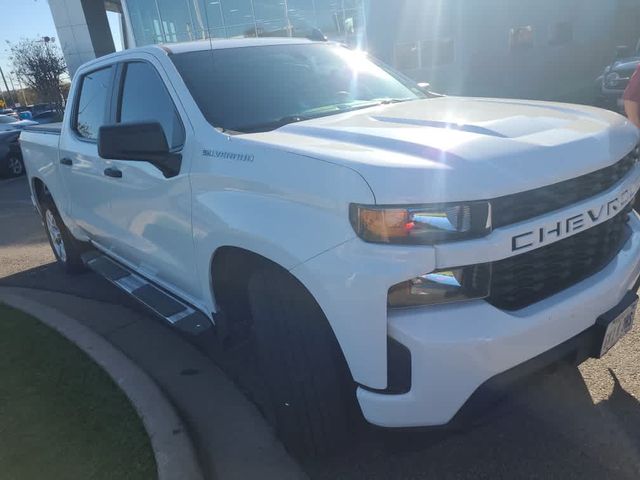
[191,147,373,291]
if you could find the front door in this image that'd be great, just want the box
[100,59,201,303]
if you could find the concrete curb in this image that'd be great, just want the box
[0,288,205,480]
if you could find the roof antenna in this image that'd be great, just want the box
[308,28,328,42]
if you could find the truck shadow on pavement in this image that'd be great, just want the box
[307,364,640,480]
[3,263,640,480]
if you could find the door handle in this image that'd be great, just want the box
[103,167,122,178]
[60,157,72,166]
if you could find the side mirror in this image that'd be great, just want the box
[615,45,631,60]
[98,122,181,177]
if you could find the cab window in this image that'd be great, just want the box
[117,62,185,150]
[74,67,113,140]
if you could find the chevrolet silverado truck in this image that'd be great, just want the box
[20,38,640,456]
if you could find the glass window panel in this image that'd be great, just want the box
[343,0,363,9]
[315,10,341,37]
[287,0,314,10]
[75,67,112,140]
[421,38,455,66]
[509,26,534,52]
[157,0,196,42]
[119,62,185,149]
[256,19,290,37]
[127,0,164,45]
[220,0,254,25]
[289,9,317,36]
[549,22,573,46]
[342,8,362,35]
[193,27,227,39]
[253,0,286,21]
[395,42,420,70]
[193,0,224,29]
[226,24,257,38]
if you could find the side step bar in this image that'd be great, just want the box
[82,251,212,336]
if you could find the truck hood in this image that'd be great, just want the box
[244,97,639,204]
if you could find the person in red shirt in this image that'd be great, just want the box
[623,65,640,127]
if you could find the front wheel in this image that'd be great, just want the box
[42,200,86,274]
[247,265,356,458]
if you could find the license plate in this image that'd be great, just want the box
[597,295,637,358]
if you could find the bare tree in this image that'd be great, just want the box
[8,38,67,108]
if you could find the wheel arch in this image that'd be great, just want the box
[209,244,356,378]
[31,176,49,214]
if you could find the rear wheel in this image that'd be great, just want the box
[247,265,355,458]
[6,154,24,177]
[42,196,86,273]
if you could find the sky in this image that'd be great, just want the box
[0,0,123,93]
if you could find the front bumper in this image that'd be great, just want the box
[357,212,640,428]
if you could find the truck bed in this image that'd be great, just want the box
[20,123,62,200]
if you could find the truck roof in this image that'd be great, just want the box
[160,37,319,55]
[78,37,323,72]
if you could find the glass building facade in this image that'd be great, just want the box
[125,0,366,47]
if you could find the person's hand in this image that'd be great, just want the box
[624,100,640,128]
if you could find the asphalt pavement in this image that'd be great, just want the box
[2,175,640,479]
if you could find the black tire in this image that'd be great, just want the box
[247,265,355,458]
[41,195,87,274]
[5,153,24,178]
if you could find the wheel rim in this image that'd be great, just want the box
[7,156,23,176]
[45,209,67,263]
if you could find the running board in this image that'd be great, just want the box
[82,251,212,336]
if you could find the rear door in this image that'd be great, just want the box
[101,58,201,303]
[58,65,116,245]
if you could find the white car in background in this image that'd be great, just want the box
[0,114,37,132]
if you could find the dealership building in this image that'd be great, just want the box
[48,0,640,101]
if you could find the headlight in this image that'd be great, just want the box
[349,202,491,244]
[605,72,620,85]
[605,72,629,88]
[388,264,492,308]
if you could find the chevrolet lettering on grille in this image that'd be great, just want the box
[511,185,638,252]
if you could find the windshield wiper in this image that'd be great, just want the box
[233,99,417,133]
[336,98,415,113]
[232,115,311,134]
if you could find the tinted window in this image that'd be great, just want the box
[75,67,112,140]
[171,44,425,133]
[118,62,185,149]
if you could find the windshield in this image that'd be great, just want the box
[170,43,426,133]
[0,115,16,124]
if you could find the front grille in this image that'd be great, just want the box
[487,208,632,311]
[492,152,637,228]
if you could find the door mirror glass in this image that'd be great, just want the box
[98,122,181,177]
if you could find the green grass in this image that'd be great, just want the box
[0,303,156,480]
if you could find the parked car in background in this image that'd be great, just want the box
[32,110,63,124]
[0,130,23,177]
[0,114,37,132]
[0,108,19,120]
[597,44,640,112]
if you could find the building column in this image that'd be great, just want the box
[48,0,116,77]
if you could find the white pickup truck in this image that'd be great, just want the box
[21,38,640,456]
